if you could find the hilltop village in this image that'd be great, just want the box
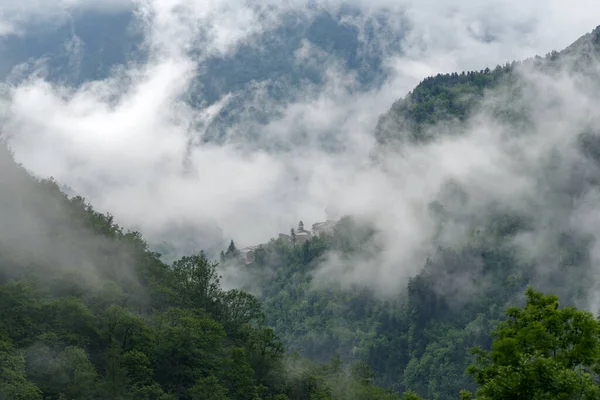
[237,220,338,265]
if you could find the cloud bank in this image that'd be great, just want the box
[2,0,600,298]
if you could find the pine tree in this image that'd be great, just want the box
[225,240,238,259]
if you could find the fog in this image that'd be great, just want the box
[1,0,600,299]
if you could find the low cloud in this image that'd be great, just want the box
[1,0,600,300]
[314,58,600,299]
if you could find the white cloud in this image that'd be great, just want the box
[1,0,600,297]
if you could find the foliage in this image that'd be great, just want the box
[0,148,395,399]
[4,23,600,400]
[466,287,600,399]
[225,26,600,400]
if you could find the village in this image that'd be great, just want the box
[239,219,338,265]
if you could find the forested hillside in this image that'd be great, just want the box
[5,135,600,399]
[375,26,600,147]
[4,10,600,400]
[0,146,398,399]
[220,24,600,399]
[226,217,532,397]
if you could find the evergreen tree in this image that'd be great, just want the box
[225,240,239,259]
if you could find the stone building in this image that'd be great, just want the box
[312,220,337,236]
[294,229,312,244]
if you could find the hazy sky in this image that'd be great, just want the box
[1,0,600,286]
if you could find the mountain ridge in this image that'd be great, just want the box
[373,24,600,150]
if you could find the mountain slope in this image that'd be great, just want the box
[226,25,600,399]
[0,145,404,399]
[374,25,600,148]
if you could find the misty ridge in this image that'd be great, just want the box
[3,1,600,399]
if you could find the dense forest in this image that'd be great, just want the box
[220,24,600,399]
[5,138,600,399]
[0,146,398,399]
[4,20,600,400]
[374,26,600,147]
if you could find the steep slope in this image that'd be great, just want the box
[374,25,600,148]
[227,25,600,400]
[0,146,401,399]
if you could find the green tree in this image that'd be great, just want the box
[152,308,226,395]
[188,376,229,400]
[26,345,98,399]
[402,390,425,400]
[0,281,42,345]
[222,347,258,400]
[226,241,240,259]
[219,289,264,336]
[467,286,600,399]
[43,297,98,348]
[0,337,42,400]
[121,350,154,387]
[54,346,98,399]
[171,254,223,314]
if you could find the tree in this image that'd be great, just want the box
[26,345,98,399]
[0,337,42,400]
[0,281,42,345]
[54,346,98,399]
[219,289,264,334]
[121,350,154,387]
[402,391,425,400]
[188,376,229,400]
[171,254,223,313]
[152,308,226,394]
[466,286,600,399]
[291,228,296,244]
[226,240,239,259]
[0,142,401,400]
[222,347,258,399]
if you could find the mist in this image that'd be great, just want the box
[1,0,600,302]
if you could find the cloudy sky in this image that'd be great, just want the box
[1,0,599,278]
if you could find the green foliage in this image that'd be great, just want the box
[236,192,600,400]
[467,287,600,399]
[239,213,525,396]
[373,32,600,149]
[0,281,42,346]
[0,148,396,399]
[4,25,600,400]
[402,390,425,400]
[222,347,259,399]
[170,254,223,314]
[188,376,229,400]
[374,65,514,146]
[0,337,42,400]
